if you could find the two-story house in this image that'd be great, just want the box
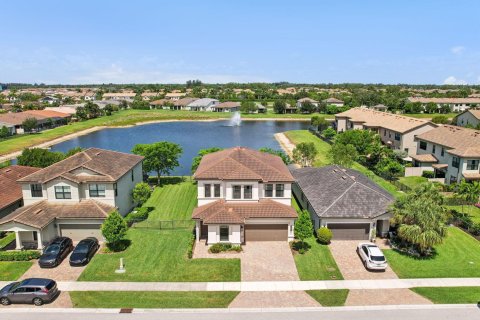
[413,125,480,184]
[186,98,220,111]
[335,107,437,156]
[0,148,143,249]
[192,147,297,245]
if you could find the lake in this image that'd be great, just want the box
[50,120,309,176]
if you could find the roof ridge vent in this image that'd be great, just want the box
[341,176,347,180]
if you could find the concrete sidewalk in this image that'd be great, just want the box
[1,278,479,292]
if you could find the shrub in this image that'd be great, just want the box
[317,226,333,244]
[101,210,128,251]
[422,171,435,178]
[208,243,242,254]
[322,127,337,139]
[132,182,152,206]
[0,250,41,261]
[187,232,195,259]
[124,206,153,225]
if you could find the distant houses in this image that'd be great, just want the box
[0,109,71,134]
[323,97,344,107]
[455,109,480,128]
[186,98,220,111]
[407,97,480,112]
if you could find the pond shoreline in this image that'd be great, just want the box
[0,118,310,163]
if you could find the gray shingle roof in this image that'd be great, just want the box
[291,165,394,219]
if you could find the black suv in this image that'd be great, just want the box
[38,237,73,268]
[0,278,58,306]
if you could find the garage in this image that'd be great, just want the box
[59,224,103,241]
[245,224,288,241]
[327,223,370,240]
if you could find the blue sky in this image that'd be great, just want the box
[1,0,479,84]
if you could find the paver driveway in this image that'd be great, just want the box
[240,241,299,281]
[346,289,432,306]
[229,291,319,308]
[20,252,86,281]
[329,240,398,280]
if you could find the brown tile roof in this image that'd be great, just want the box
[215,102,240,109]
[462,172,480,180]
[18,148,144,184]
[335,107,436,133]
[149,99,169,106]
[298,98,318,103]
[323,98,344,103]
[192,199,297,224]
[0,200,114,228]
[410,154,438,163]
[408,97,480,104]
[416,125,480,158]
[0,166,41,210]
[174,97,199,107]
[193,147,295,182]
[23,110,71,119]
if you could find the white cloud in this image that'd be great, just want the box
[450,46,465,55]
[443,76,468,85]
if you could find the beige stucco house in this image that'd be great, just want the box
[335,107,437,156]
[0,148,143,249]
[192,147,297,245]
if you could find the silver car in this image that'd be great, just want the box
[356,242,388,270]
[0,278,58,306]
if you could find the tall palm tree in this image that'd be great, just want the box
[456,180,480,214]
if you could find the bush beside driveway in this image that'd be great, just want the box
[383,227,480,278]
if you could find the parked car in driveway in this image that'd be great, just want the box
[357,242,388,270]
[38,237,73,268]
[0,278,58,306]
[69,237,99,266]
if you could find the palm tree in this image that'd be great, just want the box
[391,183,447,255]
[456,180,480,214]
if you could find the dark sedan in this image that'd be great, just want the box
[38,237,73,268]
[69,237,99,266]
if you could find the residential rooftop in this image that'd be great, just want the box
[0,165,41,210]
[416,125,480,157]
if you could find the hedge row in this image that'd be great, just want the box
[0,250,41,261]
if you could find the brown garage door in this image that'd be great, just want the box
[60,224,103,241]
[245,224,287,241]
[327,223,370,240]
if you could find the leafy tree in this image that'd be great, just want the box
[132,141,183,185]
[273,100,286,114]
[425,102,438,114]
[101,210,128,249]
[45,117,53,128]
[374,157,404,180]
[65,147,83,158]
[300,101,316,114]
[322,127,337,139]
[325,105,339,114]
[22,117,38,133]
[329,143,357,168]
[432,115,449,124]
[311,116,329,131]
[294,210,313,252]
[84,101,102,118]
[131,100,150,110]
[0,126,9,139]
[259,147,291,164]
[334,129,380,160]
[292,142,317,167]
[391,184,447,255]
[75,106,88,120]
[103,104,118,116]
[191,147,223,173]
[132,182,152,206]
[17,148,65,168]
[240,101,257,114]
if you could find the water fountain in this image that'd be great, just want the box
[228,111,242,126]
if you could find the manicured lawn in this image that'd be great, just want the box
[70,291,239,308]
[78,181,240,282]
[383,227,480,278]
[446,205,480,224]
[294,237,343,280]
[411,287,480,304]
[0,232,15,249]
[306,289,349,306]
[0,109,312,156]
[398,176,428,190]
[0,261,33,280]
[285,130,401,197]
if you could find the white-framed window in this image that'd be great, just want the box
[264,184,273,197]
[232,185,242,199]
[89,184,106,198]
[275,184,285,197]
[204,184,211,197]
[244,185,253,199]
[214,184,221,197]
[55,186,71,199]
[30,184,43,197]
[220,225,229,242]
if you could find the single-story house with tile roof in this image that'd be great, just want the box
[211,101,240,112]
[192,147,297,244]
[187,98,220,111]
[0,165,41,218]
[0,148,143,249]
[291,165,394,240]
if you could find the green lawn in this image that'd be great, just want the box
[383,227,480,278]
[70,291,239,308]
[398,176,428,190]
[294,237,343,280]
[78,181,240,282]
[306,290,349,306]
[408,113,458,119]
[446,205,480,224]
[0,262,33,280]
[284,130,401,197]
[411,287,480,304]
[0,109,312,156]
[0,232,15,249]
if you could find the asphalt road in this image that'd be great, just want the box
[1,305,479,320]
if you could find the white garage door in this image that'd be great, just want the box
[59,224,102,241]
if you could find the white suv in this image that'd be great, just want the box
[357,243,388,270]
